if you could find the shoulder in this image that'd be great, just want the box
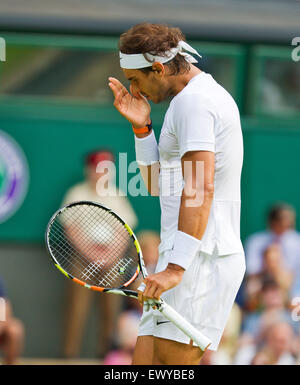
[171,89,212,112]
[169,73,226,119]
[284,229,300,246]
[245,231,271,247]
[286,229,300,240]
[62,182,88,204]
[168,91,215,130]
[65,182,87,195]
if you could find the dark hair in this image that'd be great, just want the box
[267,202,295,223]
[119,23,190,75]
[261,277,280,292]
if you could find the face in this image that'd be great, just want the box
[263,244,282,271]
[123,64,172,103]
[262,287,284,308]
[85,164,111,190]
[270,209,295,235]
[267,323,293,356]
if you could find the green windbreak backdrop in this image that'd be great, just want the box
[1,100,300,242]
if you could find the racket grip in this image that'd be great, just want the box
[159,300,212,351]
[137,282,146,292]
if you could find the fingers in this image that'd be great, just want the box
[129,84,145,100]
[129,84,150,105]
[137,289,144,305]
[108,77,129,101]
[108,77,126,92]
[140,278,161,302]
[129,84,139,98]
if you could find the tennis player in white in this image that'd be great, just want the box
[109,23,246,365]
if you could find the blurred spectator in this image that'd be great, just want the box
[102,310,140,365]
[244,244,293,311]
[291,277,300,301]
[262,244,293,292]
[0,277,24,365]
[61,149,138,359]
[245,203,300,295]
[234,280,299,365]
[234,321,296,365]
[243,280,298,340]
[251,322,296,365]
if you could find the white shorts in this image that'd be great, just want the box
[138,247,246,351]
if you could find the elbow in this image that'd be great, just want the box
[148,188,160,197]
[204,183,214,201]
[182,182,214,208]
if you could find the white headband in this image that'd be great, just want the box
[119,40,202,69]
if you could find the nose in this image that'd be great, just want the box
[130,82,141,96]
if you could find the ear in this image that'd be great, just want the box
[151,62,165,76]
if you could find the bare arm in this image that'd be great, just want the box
[108,77,159,196]
[141,150,215,301]
[178,150,215,239]
[138,163,160,197]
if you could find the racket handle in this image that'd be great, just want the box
[137,282,211,350]
[137,282,146,292]
[158,299,211,351]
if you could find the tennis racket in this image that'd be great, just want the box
[45,200,211,351]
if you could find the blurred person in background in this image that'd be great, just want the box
[245,203,300,279]
[102,310,141,365]
[0,277,24,365]
[250,322,296,365]
[244,243,293,311]
[61,149,138,359]
[234,279,299,365]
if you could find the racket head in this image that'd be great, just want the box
[45,201,147,292]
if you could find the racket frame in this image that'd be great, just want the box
[45,200,212,351]
[45,200,147,297]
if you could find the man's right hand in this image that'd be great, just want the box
[108,77,151,128]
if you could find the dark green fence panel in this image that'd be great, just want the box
[0,103,163,241]
[241,118,300,242]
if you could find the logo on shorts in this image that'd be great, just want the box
[0,130,29,223]
[156,320,171,326]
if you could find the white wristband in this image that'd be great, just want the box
[168,230,202,271]
[134,130,159,166]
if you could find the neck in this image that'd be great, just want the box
[170,65,202,96]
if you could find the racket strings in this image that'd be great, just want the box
[50,218,135,287]
[50,222,93,272]
[48,204,139,288]
[63,206,130,261]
